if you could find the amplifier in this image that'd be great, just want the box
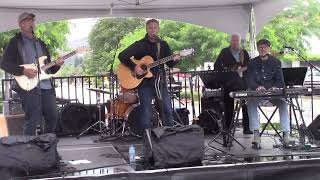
[0,114,25,136]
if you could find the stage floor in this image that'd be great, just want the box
[55,128,320,178]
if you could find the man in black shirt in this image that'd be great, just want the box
[246,39,290,148]
[214,33,251,134]
[118,19,180,130]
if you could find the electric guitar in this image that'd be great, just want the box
[14,47,88,91]
[117,48,194,89]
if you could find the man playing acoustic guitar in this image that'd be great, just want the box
[0,12,64,135]
[118,19,181,130]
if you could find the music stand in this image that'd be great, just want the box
[281,67,311,143]
[282,67,307,87]
[198,70,246,152]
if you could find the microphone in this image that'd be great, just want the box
[31,25,36,36]
[284,45,294,50]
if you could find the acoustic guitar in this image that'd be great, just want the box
[117,48,194,89]
[14,47,88,91]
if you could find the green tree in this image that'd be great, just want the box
[257,0,320,60]
[83,17,145,75]
[160,20,229,71]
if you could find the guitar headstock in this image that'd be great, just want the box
[179,48,195,57]
[75,46,90,54]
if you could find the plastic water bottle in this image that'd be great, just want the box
[129,145,136,170]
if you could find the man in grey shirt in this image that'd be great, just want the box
[0,12,64,135]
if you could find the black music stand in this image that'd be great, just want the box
[282,67,307,87]
[199,70,246,152]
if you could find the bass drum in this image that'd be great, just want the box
[124,104,160,136]
[59,103,91,135]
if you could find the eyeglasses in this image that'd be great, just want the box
[23,17,35,22]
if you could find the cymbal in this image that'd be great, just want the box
[87,88,111,94]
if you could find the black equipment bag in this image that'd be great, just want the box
[0,133,60,177]
[143,125,204,169]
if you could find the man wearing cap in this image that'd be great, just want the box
[246,39,290,149]
[0,12,64,136]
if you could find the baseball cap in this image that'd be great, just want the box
[18,12,35,23]
[257,39,271,47]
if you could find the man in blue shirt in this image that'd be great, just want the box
[246,39,290,149]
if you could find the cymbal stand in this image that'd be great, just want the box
[77,92,106,139]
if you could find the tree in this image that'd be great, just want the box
[0,21,70,58]
[83,17,145,75]
[257,0,320,60]
[160,20,229,71]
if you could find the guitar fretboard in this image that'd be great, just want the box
[42,51,77,71]
[147,55,174,69]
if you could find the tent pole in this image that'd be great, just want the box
[249,4,257,57]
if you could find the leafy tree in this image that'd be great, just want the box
[83,17,145,75]
[160,20,229,71]
[257,0,320,60]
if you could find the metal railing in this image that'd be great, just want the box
[1,71,205,118]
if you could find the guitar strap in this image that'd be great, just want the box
[155,42,162,100]
[240,48,244,65]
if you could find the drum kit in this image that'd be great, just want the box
[77,87,161,139]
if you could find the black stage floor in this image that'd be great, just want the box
[53,127,320,179]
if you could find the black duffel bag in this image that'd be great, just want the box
[143,125,204,169]
[0,133,60,177]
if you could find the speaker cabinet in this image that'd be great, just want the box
[0,114,25,136]
[307,114,320,140]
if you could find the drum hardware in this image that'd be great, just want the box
[77,88,109,139]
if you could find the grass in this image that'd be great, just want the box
[179,92,200,102]
[261,122,281,131]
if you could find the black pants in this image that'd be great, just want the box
[18,88,58,136]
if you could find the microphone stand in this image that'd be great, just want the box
[100,37,120,139]
[288,48,320,121]
[32,28,43,135]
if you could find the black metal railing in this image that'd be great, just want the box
[1,71,205,118]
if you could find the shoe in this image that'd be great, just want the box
[252,130,261,149]
[243,130,253,134]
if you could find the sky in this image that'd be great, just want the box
[67,18,320,54]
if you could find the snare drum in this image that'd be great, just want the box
[124,104,160,136]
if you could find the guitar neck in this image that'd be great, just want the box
[147,55,174,69]
[42,51,77,71]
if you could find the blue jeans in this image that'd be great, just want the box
[18,88,58,135]
[137,82,173,129]
[247,97,290,132]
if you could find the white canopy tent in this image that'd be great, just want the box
[0,0,292,54]
[0,0,292,34]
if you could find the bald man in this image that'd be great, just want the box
[214,33,252,134]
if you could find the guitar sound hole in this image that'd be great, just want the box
[140,64,147,71]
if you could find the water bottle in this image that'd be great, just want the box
[128,145,136,170]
